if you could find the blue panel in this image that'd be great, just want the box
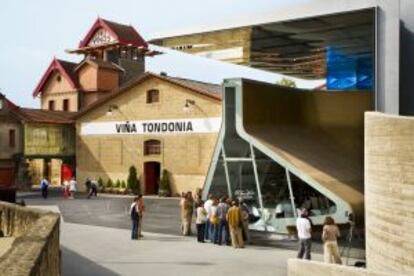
[326,47,373,91]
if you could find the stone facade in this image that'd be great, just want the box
[365,112,414,274]
[40,71,78,112]
[0,202,60,275]
[76,75,221,195]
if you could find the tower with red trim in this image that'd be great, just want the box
[33,18,158,112]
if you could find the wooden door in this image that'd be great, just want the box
[144,162,160,194]
[0,167,14,187]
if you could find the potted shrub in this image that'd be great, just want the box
[127,166,140,195]
[158,169,171,197]
[106,179,114,193]
[115,179,121,194]
[98,177,105,193]
[120,180,127,194]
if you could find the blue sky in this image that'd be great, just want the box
[0,0,321,108]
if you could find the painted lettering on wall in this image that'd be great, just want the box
[142,122,193,133]
[115,121,137,133]
[81,117,221,136]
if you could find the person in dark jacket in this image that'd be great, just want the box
[130,197,140,240]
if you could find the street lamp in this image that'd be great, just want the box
[106,104,119,116]
[183,99,195,112]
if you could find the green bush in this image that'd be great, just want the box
[127,166,140,194]
[121,180,127,189]
[159,169,170,197]
[115,179,121,188]
[106,179,113,188]
[98,177,104,188]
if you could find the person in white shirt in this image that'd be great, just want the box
[69,177,77,199]
[296,208,312,260]
[195,201,207,242]
[203,194,214,240]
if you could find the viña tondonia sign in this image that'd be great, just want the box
[81,117,221,135]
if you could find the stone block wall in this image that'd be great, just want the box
[288,259,389,276]
[0,202,60,275]
[365,112,414,274]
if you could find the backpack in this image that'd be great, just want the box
[130,204,139,220]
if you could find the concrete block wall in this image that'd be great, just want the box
[0,202,61,275]
[365,112,414,273]
[288,259,389,276]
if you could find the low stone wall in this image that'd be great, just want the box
[0,201,60,275]
[288,259,390,276]
[365,112,414,274]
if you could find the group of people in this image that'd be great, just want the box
[296,208,342,264]
[181,192,250,249]
[130,194,145,240]
[39,176,77,199]
[40,176,100,200]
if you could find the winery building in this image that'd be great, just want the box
[75,72,221,195]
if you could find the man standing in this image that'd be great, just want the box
[296,209,312,260]
[137,194,145,238]
[40,178,49,199]
[216,196,230,245]
[203,194,214,240]
[226,200,244,249]
[130,197,140,240]
[182,192,194,235]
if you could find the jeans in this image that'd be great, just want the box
[131,218,139,240]
[297,238,312,260]
[196,223,205,242]
[216,218,230,245]
[41,188,48,199]
[210,223,218,243]
[204,220,211,240]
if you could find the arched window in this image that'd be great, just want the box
[146,89,159,104]
[144,139,161,155]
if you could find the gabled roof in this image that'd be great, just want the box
[32,58,78,97]
[75,72,222,119]
[14,108,76,124]
[0,93,18,110]
[78,18,148,49]
[75,58,125,72]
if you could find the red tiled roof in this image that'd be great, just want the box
[32,58,78,97]
[14,108,76,124]
[75,72,221,119]
[78,18,148,49]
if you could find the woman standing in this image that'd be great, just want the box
[195,200,207,242]
[322,216,342,264]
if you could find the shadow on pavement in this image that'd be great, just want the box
[62,246,120,276]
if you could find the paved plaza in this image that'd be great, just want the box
[19,191,364,276]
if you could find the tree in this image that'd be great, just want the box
[115,179,121,188]
[276,77,297,88]
[158,169,170,197]
[106,179,113,188]
[121,180,127,189]
[127,166,140,194]
[98,177,104,188]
